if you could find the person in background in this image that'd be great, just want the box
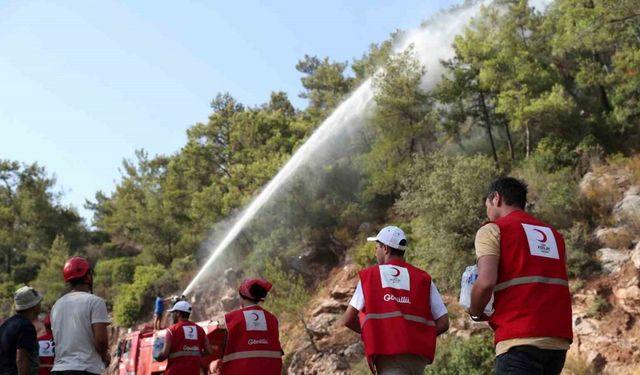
[0,286,43,375]
[155,301,212,375]
[37,315,54,375]
[153,294,164,330]
[217,278,283,375]
[51,256,111,375]
[469,177,572,375]
[339,226,449,375]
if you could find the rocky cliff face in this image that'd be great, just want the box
[106,164,640,374]
[567,177,640,374]
[285,175,640,374]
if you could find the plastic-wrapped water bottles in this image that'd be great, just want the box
[152,336,164,361]
[458,265,494,316]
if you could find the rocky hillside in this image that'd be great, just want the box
[105,158,640,375]
[280,165,640,374]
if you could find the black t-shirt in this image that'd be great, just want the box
[0,314,38,375]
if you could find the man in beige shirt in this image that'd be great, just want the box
[469,177,572,375]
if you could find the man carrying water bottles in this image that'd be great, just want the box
[468,177,572,375]
[154,301,212,375]
[340,225,449,375]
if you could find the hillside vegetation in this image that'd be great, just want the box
[1,0,639,372]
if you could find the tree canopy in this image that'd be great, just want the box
[1,2,639,346]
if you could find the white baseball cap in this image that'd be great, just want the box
[168,301,192,314]
[14,286,43,312]
[367,226,407,251]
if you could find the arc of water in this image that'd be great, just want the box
[183,0,503,295]
[183,79,375,295]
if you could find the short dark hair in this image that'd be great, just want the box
[378,241,406,257]
[68,277,87,287]
[389,248,405,257]
[487,177,527,209]
[249,284,268,301]
[177,311,190,319]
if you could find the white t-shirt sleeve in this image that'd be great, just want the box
[430,282,448,320]
[90,297,111,324]
[349,281,365,311]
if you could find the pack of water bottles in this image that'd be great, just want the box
[152,336,165,361]
[458,264,494,316]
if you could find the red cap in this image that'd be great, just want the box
[239,278,272,301]
[63,256,91,282]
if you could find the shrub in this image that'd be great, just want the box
[577,172,621,227]
[30,235,70,309]
[405,229,474,292]
[353,240,376,268]
[113,265,166,326]
[514,161,578,230]
[531,137,578,173]
[0,278,17,317]
[585,295,610,318]
[576,154,640,227]
[263,258,318,352]
[93,257,137,309]
[395,154,500,293]
[425,332,495,375]
[562,222,600,279]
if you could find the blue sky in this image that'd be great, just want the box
[0,0,459,223]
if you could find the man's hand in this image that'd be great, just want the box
[465,309,490,322]
[16,348,31,375]
[338,305,361,334]
[470,255,498,320]
[102,353,112,367]
[92,322,110,368]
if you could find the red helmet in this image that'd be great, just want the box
[239,278,272,301]
[63,256,91,282]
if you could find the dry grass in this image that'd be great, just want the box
[578,155,640,226]
[563,353,598,375]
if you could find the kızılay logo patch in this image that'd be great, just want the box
[243,309,268,331]
[379,265,410,290]
[522,224,559,260]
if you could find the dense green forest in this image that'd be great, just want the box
[2,0,639,346]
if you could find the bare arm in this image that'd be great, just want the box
[338,305,361,334]
[435,314,449,335]
[16,348,30,375]
[155,333,172,362]
[469,255,499,319]
[92,322,111,366]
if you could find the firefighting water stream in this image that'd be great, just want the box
[182,0,545,296]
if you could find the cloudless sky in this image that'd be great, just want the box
[0,0,459,223]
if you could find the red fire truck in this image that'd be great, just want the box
[116,320,226,375]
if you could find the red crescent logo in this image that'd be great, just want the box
[44,342,50,349]
[251,313,259,321]
[390,267,401,277]
[188,327,194,334]
[533,229,548,243]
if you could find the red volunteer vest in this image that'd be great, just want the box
[359,259,437,362]
[221,305,283,375]
[37,331,54,375]
[489,210,573,344]
[166,320,207,375]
